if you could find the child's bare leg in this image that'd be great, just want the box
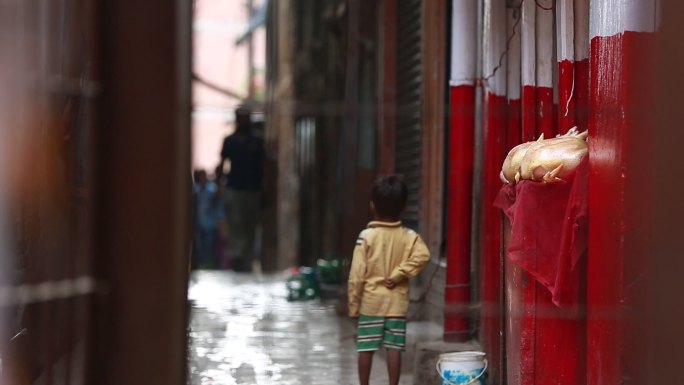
[386,348,401,385]
[359,351,374,385]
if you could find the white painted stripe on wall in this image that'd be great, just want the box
[483,0,507,96]
[557,0,575,61]
[521,0,536,87]
[536,0,554,88]
[0,277,97,306]
[590,0,659,38]
[507,8,522,100]
[450,0,478,86]
[574,0,590,60]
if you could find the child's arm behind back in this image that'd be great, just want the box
[388,234,430,284]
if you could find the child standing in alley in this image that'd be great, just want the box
[348,175,431,385]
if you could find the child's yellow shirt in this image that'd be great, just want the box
[347,221,431,317]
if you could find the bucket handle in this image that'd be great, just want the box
[436,358,488,385]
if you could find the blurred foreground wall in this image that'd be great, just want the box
[0,1,101,383]
[0,1,192,384]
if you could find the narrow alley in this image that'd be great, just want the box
[4,1,684,385]
[187,271,413,385]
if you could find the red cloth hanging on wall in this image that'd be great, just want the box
[494,157,588,311]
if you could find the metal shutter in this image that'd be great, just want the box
[395,0,423,229]
[296,117,318,266]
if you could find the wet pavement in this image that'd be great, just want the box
[188,270,413,385]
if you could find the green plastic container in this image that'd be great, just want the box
[316,258,342,284]
[286,267,319,301]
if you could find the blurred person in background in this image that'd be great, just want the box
[219,105,264,272]
[214,165,230,269]
[192,169,223,269]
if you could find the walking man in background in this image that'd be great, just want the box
[219,105,265,272]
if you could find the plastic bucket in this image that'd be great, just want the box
[436,351,487,385]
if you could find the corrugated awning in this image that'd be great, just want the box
[235,0,269,46]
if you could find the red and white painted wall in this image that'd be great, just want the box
[556,0,590,134]
[446,0,659,383]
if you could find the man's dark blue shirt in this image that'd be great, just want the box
[221,133,264,191]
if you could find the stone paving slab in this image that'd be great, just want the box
[188,271,412,385]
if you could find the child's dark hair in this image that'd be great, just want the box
[371,174,408,220]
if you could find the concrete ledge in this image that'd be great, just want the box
[413,340,482,385]
[403,321,444,373]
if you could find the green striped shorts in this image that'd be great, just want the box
[356,315,407,352]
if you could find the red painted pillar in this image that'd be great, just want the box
[518,3,537,384]
[504,8,523,385]
[587,1,658,384]
[480,0,506,382]
[445,0,478,343]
